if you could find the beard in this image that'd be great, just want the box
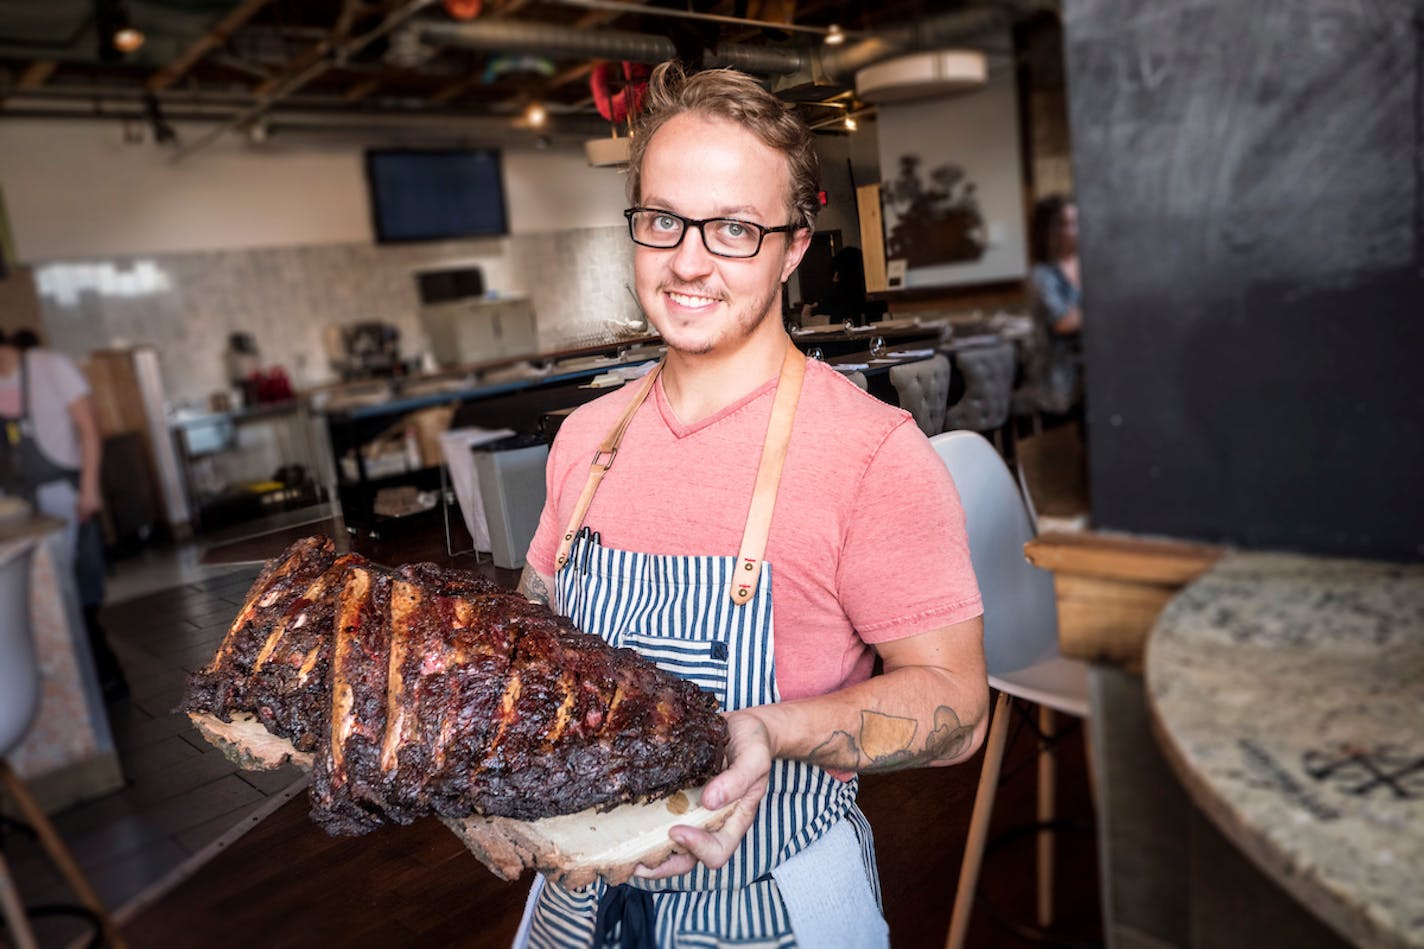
[642,279,784,357]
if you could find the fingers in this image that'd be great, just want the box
[633,852,697,880]
[703,712,772,810]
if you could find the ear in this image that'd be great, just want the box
[779,227,813,284]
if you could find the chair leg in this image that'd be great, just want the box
[1036,705,1056,929]
[0,762,127,949]
[946,691,1013,949]
[0,848,40,949]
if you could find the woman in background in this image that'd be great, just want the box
[1026,194,1084,414]
[0,329,127,701]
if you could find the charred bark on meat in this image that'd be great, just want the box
[183,538,729,835]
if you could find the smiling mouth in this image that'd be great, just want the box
[666,290,721,309]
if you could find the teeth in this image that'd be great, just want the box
[668,291,717,308]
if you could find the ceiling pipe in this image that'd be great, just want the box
[815,6,1011,81]
[417,2,1042,102]
[416,17,802,75]
[171,0,437,162]
[0,99,610,141]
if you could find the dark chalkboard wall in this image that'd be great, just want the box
[1063,0,1424,560]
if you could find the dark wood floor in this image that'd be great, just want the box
[122,695,1100,948]
[11,523,1099,948]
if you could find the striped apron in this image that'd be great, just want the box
[519,347,890,948]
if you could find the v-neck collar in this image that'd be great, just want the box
[653,370,779,439]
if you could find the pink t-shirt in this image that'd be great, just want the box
[526,359,983,702]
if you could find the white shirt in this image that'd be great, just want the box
[0,348,91,469]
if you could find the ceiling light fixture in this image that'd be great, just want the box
[824,24,845,46]
[96,0,145,58]
[113,24,145,53]
[844,115,857,131]
[524,102,548,128]
[855,50,989,104]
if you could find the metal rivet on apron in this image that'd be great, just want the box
[744,561,754,570]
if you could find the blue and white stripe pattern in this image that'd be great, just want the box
[523,528,878,947]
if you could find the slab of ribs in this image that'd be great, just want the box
[182,536,728,835]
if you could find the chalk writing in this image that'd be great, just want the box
[1302,746,1424,800]
[1238,738,1340,821]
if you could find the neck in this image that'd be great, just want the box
[660,319,789,426]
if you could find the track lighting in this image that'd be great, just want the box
[824,24,845,46]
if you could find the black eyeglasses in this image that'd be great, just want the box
[624,207,797,259]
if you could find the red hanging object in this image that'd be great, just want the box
[444,0,482,20]
[590,61,651,126]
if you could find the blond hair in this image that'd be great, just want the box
[627,61,821,232]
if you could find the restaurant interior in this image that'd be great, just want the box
[0,0,1419,947]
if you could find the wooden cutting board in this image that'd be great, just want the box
[189,711,735,887]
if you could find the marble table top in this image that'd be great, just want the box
[1146,552,1424,949]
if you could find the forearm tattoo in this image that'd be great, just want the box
[517,568,550,606]
[808,706,975,773]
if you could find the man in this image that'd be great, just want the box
[0,330,127,700]
[517,63,987,947]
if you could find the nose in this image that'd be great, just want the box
[669,224,716,281]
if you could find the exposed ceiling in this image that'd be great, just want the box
[0,0,1062,156]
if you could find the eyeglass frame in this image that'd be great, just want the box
[623,207,800,259]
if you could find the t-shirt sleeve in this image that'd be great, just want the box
[836,419,983,644]
[40,351,91,406]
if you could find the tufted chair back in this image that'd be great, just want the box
[843,371,869,392]
[946,341,1017,433]
[889,354,951,437]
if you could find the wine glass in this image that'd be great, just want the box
[808,347,824,361]
[869,336,886,360]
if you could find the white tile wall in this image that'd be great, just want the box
[32,228,646,408]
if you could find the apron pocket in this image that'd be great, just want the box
[624,632,731,711]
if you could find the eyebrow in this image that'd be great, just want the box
[641,198,767,222]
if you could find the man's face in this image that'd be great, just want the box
[633,112,809,358]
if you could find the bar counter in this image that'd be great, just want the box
[1146,552,1424,949]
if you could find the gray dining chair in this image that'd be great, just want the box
[929,431,1090,949]
[843,370,869,392]
[945,340,1018,452]
[0,538,128,949]
[889,354,951,437]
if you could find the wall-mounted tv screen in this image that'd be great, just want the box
[365,149,508,243]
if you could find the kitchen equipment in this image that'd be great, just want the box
[323,321,407,380]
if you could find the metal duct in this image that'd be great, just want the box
[817,7,1011,81]
[416,18,802,75]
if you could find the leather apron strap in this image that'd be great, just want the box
[553,362,664,571]
[729,347,804,605]
[552,345,806,606]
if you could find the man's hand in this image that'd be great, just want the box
[634,710,773,879]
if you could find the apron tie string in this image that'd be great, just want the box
[593,883,658,949]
